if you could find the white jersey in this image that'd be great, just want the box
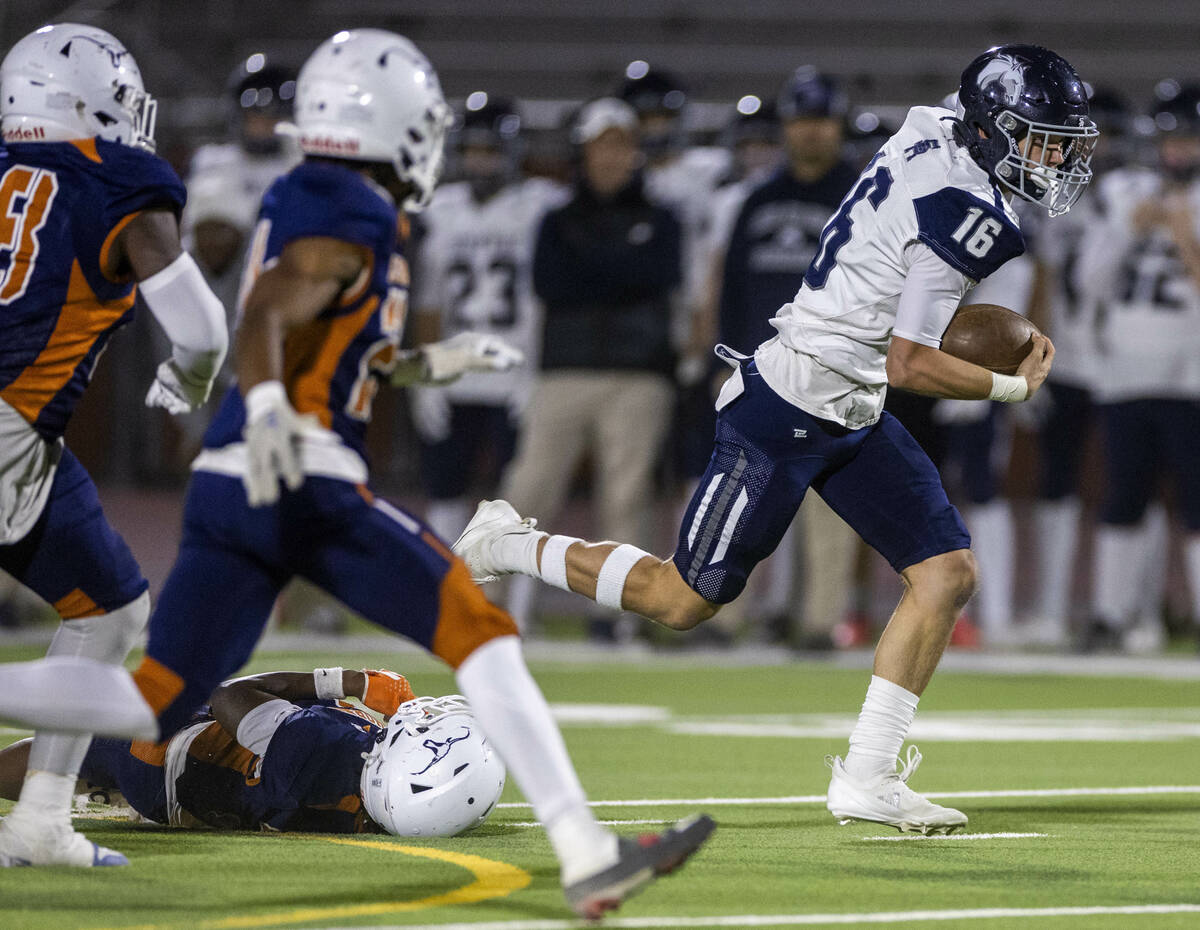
[1028,196,1101,388]
[756,106,1024,428]
[414,177,566,408]
[185,141,300,233]
[1075,167,1200,401]
[645,146,733,321]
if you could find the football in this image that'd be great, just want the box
[940,303,1040,375]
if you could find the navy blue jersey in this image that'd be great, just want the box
[203,160,410,462]
[80,699,381,833]
[719,161,860,351]
[0,139,186,440]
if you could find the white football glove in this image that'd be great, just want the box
[419,332,525,385]
[144,358,215,415]
[242,381,305,507]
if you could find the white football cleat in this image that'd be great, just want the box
[452,499,540,584]
[0,817,128,867]
[826,746,967,835]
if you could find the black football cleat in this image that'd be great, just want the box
[564,814,715,920]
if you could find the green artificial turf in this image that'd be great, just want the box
[0,644,1197,929]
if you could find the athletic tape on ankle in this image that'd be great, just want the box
[595,544,648,611]
[540,535,581,592]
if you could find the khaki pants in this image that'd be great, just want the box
[502,371,674,547]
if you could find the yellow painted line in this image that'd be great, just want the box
[102,838,531,930]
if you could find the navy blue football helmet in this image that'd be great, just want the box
[777,67,848,122]
[453,93,523,197]
[954,45,1098,215]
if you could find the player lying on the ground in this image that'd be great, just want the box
[0,668,506,836]
[0,28,713,918]
[454,45,1098,836]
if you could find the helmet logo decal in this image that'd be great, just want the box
[977,55,1025,106]
[413,726,471,775]
[60,35,129,70]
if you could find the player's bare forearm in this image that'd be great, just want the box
[113,207,183,281]
[210,670,368,735]
[885,337,995,399]
[234,237,367,392]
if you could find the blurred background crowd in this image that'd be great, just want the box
[3,0,1200,656]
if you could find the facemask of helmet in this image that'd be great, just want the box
[454,93,523,201]
[227,55,297,156]
[954,45,1099,216]
[359,696,506,837]
[0,23,157,151]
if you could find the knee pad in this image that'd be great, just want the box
[46,590,149,665]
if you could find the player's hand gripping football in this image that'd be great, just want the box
[416,332,525,385]
[145,358,215,415]
[1015,332,1055,399]
[242,380,306,507]
[360,670,416,716]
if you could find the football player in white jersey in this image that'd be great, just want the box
[456,45,1096,834]
[410,95,565,543]
[1074,81,1200,652]
[1025,87,1140,647]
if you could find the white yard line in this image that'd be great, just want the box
[504,818,670,828]
[321,902,1200,929]
[861,832,1048,841]
[496,784,1200,810]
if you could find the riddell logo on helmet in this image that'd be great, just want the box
[3,126,47,141]
[300,135,359,154]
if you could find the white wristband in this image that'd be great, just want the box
[313,667,345,700]
[988,372,1028,403]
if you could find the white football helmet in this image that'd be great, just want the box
[287,29,451,211]
[0,23,157,150]
[360,695,505,837]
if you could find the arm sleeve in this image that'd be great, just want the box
[234,699,299,757]
[892,242,972,348]
[138,252,230,380]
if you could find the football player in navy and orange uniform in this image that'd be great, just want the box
[0,29,712,917]
[0,24,227,867]
[0,668,505,836]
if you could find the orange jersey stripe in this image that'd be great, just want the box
[187,722,260,784]
[67,138,103,163]
[284,295,380,429]
[131,656,186,718]
[128,739,168,767]
[0,258,135,424]
[52,588,105,620]
[97,211,143,283]
[431,558,520,668]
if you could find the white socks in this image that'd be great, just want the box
[0,657,157,741]
[456,636,616,883]
[1033,498,1080,631]
[966,501,1015,640]
[843,675,920,782]
[495,527,548,580]
[1092,523,1147,629]
[536,534,581,592]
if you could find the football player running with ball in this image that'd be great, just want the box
[0,24,228,866]
[0,29,712,918]
[455,45,1097,834]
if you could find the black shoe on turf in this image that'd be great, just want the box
[563,814,715,920]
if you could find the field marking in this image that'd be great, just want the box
[323,902,1200,929]
[496,784,1200,810]
[861,832,1048,841]
[505,818,671,828]
[102,840,529,930]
